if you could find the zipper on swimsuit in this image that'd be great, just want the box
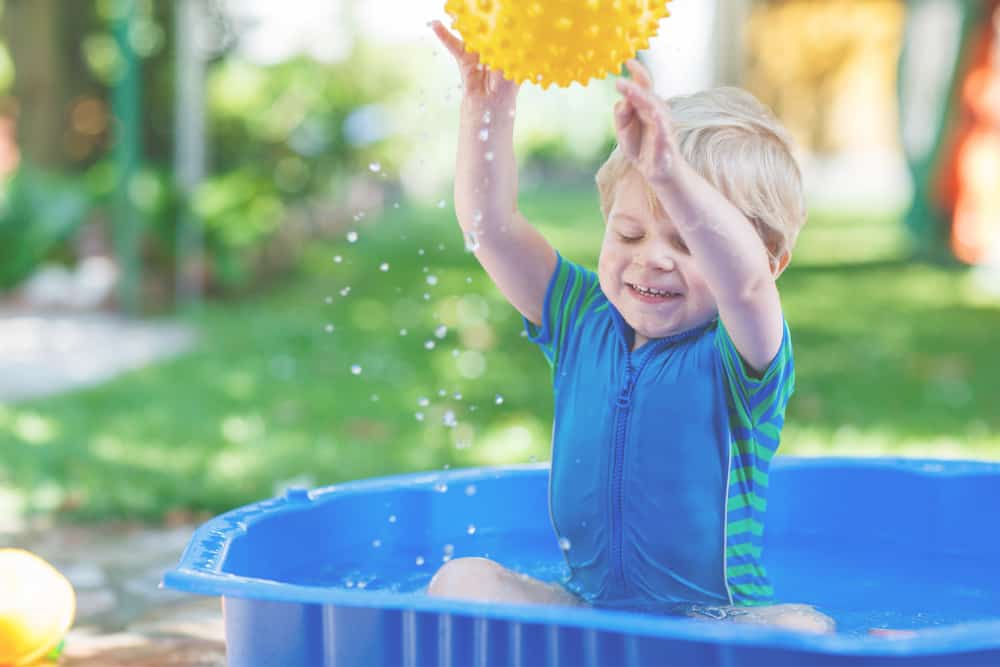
[611,359,635,589]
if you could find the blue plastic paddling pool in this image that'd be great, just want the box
[164,457,1000,666]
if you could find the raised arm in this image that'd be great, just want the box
[614,60,784,372]
[431,22,556,325]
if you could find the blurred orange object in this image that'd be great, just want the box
[0,549,76,666]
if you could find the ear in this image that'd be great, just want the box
[773,250,791,278]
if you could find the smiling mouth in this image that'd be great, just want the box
[626,282,682,299]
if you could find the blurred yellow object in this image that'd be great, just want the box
[444,0,671,88]
[0,549,75,666]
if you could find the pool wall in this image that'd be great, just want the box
[164,458,1000,666]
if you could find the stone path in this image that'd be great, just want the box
[0,309,196,402]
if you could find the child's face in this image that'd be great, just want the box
[598,171,718,344]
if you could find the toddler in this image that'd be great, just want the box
[426,21,834,635]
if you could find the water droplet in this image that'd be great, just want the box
[473,210,483,224]
[324,324,335,333]
[418,397,430,407]
[379,262,390,272]
[393,201,400,209]
[340,286,351,297]
[369,161,381,173]
[399,328,408,336]
[333,255,343,263]
[443,410,457,427]
[423,293,431,301]
[464,231,480,252]
[415,556,425,566]
[485,151,494,161]
[388,514,397,523]
[418,248,425,256]
[467,524,477,535]
[465,484,477,496]
[435,325,448,339]
[466,276,473,284]
[482,110,492,124]
[357,580,368,589]
[453,392,462,400]
[370,394,379,402]
[443,543,455,555]
[442,554,452,563]
[324,296,333,304]
[443,464,450,470]
[424,340,436,350]
[345,579,355,588]
[415,411,426,421]
[558,537,571,551]
[437,200,447,209]
[372,539,382,548]
[438,389,447,397]
[426,275,438,286]
[494,394,504,405]
[351,365,362,375]
[478,128,489,142]
[434,482,448,493]
[451,349,460,358]
[346,231,358,243]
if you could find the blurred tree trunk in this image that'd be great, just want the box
[1,0,92,170]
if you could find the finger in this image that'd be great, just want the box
[614,100,636,131]
[430,20,470,62]
[624,59,655,91]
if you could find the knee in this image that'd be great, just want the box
[772,605,836,635]
[427,557,503,600]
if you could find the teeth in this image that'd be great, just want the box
[630,283,676,297]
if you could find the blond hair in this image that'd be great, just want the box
[596,87,805,270]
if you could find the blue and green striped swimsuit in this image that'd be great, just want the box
[524,254,794,610]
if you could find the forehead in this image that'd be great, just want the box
[608,172,668,225]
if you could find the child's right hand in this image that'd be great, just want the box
[430,21,519,110]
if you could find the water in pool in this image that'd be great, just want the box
[277,534,999,637]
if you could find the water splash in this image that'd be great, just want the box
[324,296,333,304]
[379,262,390,272]
[418,248,425,255]
[437,200,447,209]
[415,556,425,566]
[466,524,477,535]
[417,397,430,407]
[485,151,494,162]
[340,286,351,297]
[399,328,408,336]
[434,325,448,339]
[346,231,358,243]
[464,231,480,252]
[368,161,381,173]
[426,275,439,286]
[424,340,436,350]
[324,324,335,333]
[478,128,489,142]
[558,537,572,551]
[388,514,397,523]
[495,394,504,405]
[372,539,382,548]
[415,412,425,421]
[350,365,362,376]
[333,255,343,263]
[482,110,492,124]
[434,482,448,493]
[443,410,457,428]
[465,484,477,496]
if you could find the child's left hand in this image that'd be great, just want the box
[614,59,680,187]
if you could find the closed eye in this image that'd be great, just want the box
[618,232,643,243]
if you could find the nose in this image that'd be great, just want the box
[633,241,677,272]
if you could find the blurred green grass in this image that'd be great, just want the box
[2,188,999,520]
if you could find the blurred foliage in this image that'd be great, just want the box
[0,166,89,288]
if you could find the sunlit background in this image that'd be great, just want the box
[1,0,999,525]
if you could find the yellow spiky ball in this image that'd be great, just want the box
[444,0,672,88]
